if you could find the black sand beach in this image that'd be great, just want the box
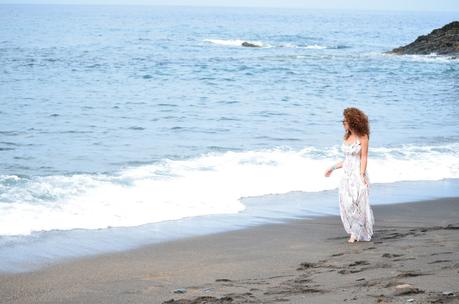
[1,197,458,304]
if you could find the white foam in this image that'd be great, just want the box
[204,39,348,50]
[204,39,268,48]
[279,43,327,49]
[381,52,458,63]
[303,44,328,49]
[1,143,458,236]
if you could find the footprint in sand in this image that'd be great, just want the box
[431,251,453,256]
[396,271,429,278]
[349,260,370,267]
[382,253,403,258]
[428,259,451,264]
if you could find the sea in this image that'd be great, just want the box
[0,4,458,272]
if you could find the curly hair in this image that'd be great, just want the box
[343,107,370,140]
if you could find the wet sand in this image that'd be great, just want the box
[1,197,458,304]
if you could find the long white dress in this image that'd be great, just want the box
[339,137,374,241]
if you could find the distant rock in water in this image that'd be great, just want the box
[390,21,459,55]
[241,41,261,48]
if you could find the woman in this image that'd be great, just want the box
[324,107,374,243]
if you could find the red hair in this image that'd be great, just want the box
[343,107,370,140]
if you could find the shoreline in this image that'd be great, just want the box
[1,197,458,303]
[2,178,458,275]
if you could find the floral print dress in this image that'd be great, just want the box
[339,137,375,241]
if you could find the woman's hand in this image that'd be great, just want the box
[325,167,333,177]
[360,174,368,187]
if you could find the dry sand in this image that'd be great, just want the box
[1,197,458,304]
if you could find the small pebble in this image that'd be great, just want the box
[394,284,421,296]
[173,288,187,294]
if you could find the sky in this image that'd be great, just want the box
[1,0,459,11]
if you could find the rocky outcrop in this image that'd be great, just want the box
[390,21,459,55]
[241,41,261,48]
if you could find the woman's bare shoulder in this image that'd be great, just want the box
[359,134,369,143]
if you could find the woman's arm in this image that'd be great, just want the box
[360,135,369,180]
[325,160,343,177]
[333,160,344,170]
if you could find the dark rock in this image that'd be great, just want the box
[241,41,261,48]
[389,21,459,55]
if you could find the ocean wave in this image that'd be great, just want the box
[381,52,459,62]
[203,39,349,50]
[281,43,349,49]
[203,39,270,48]
[0,143,458,236]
